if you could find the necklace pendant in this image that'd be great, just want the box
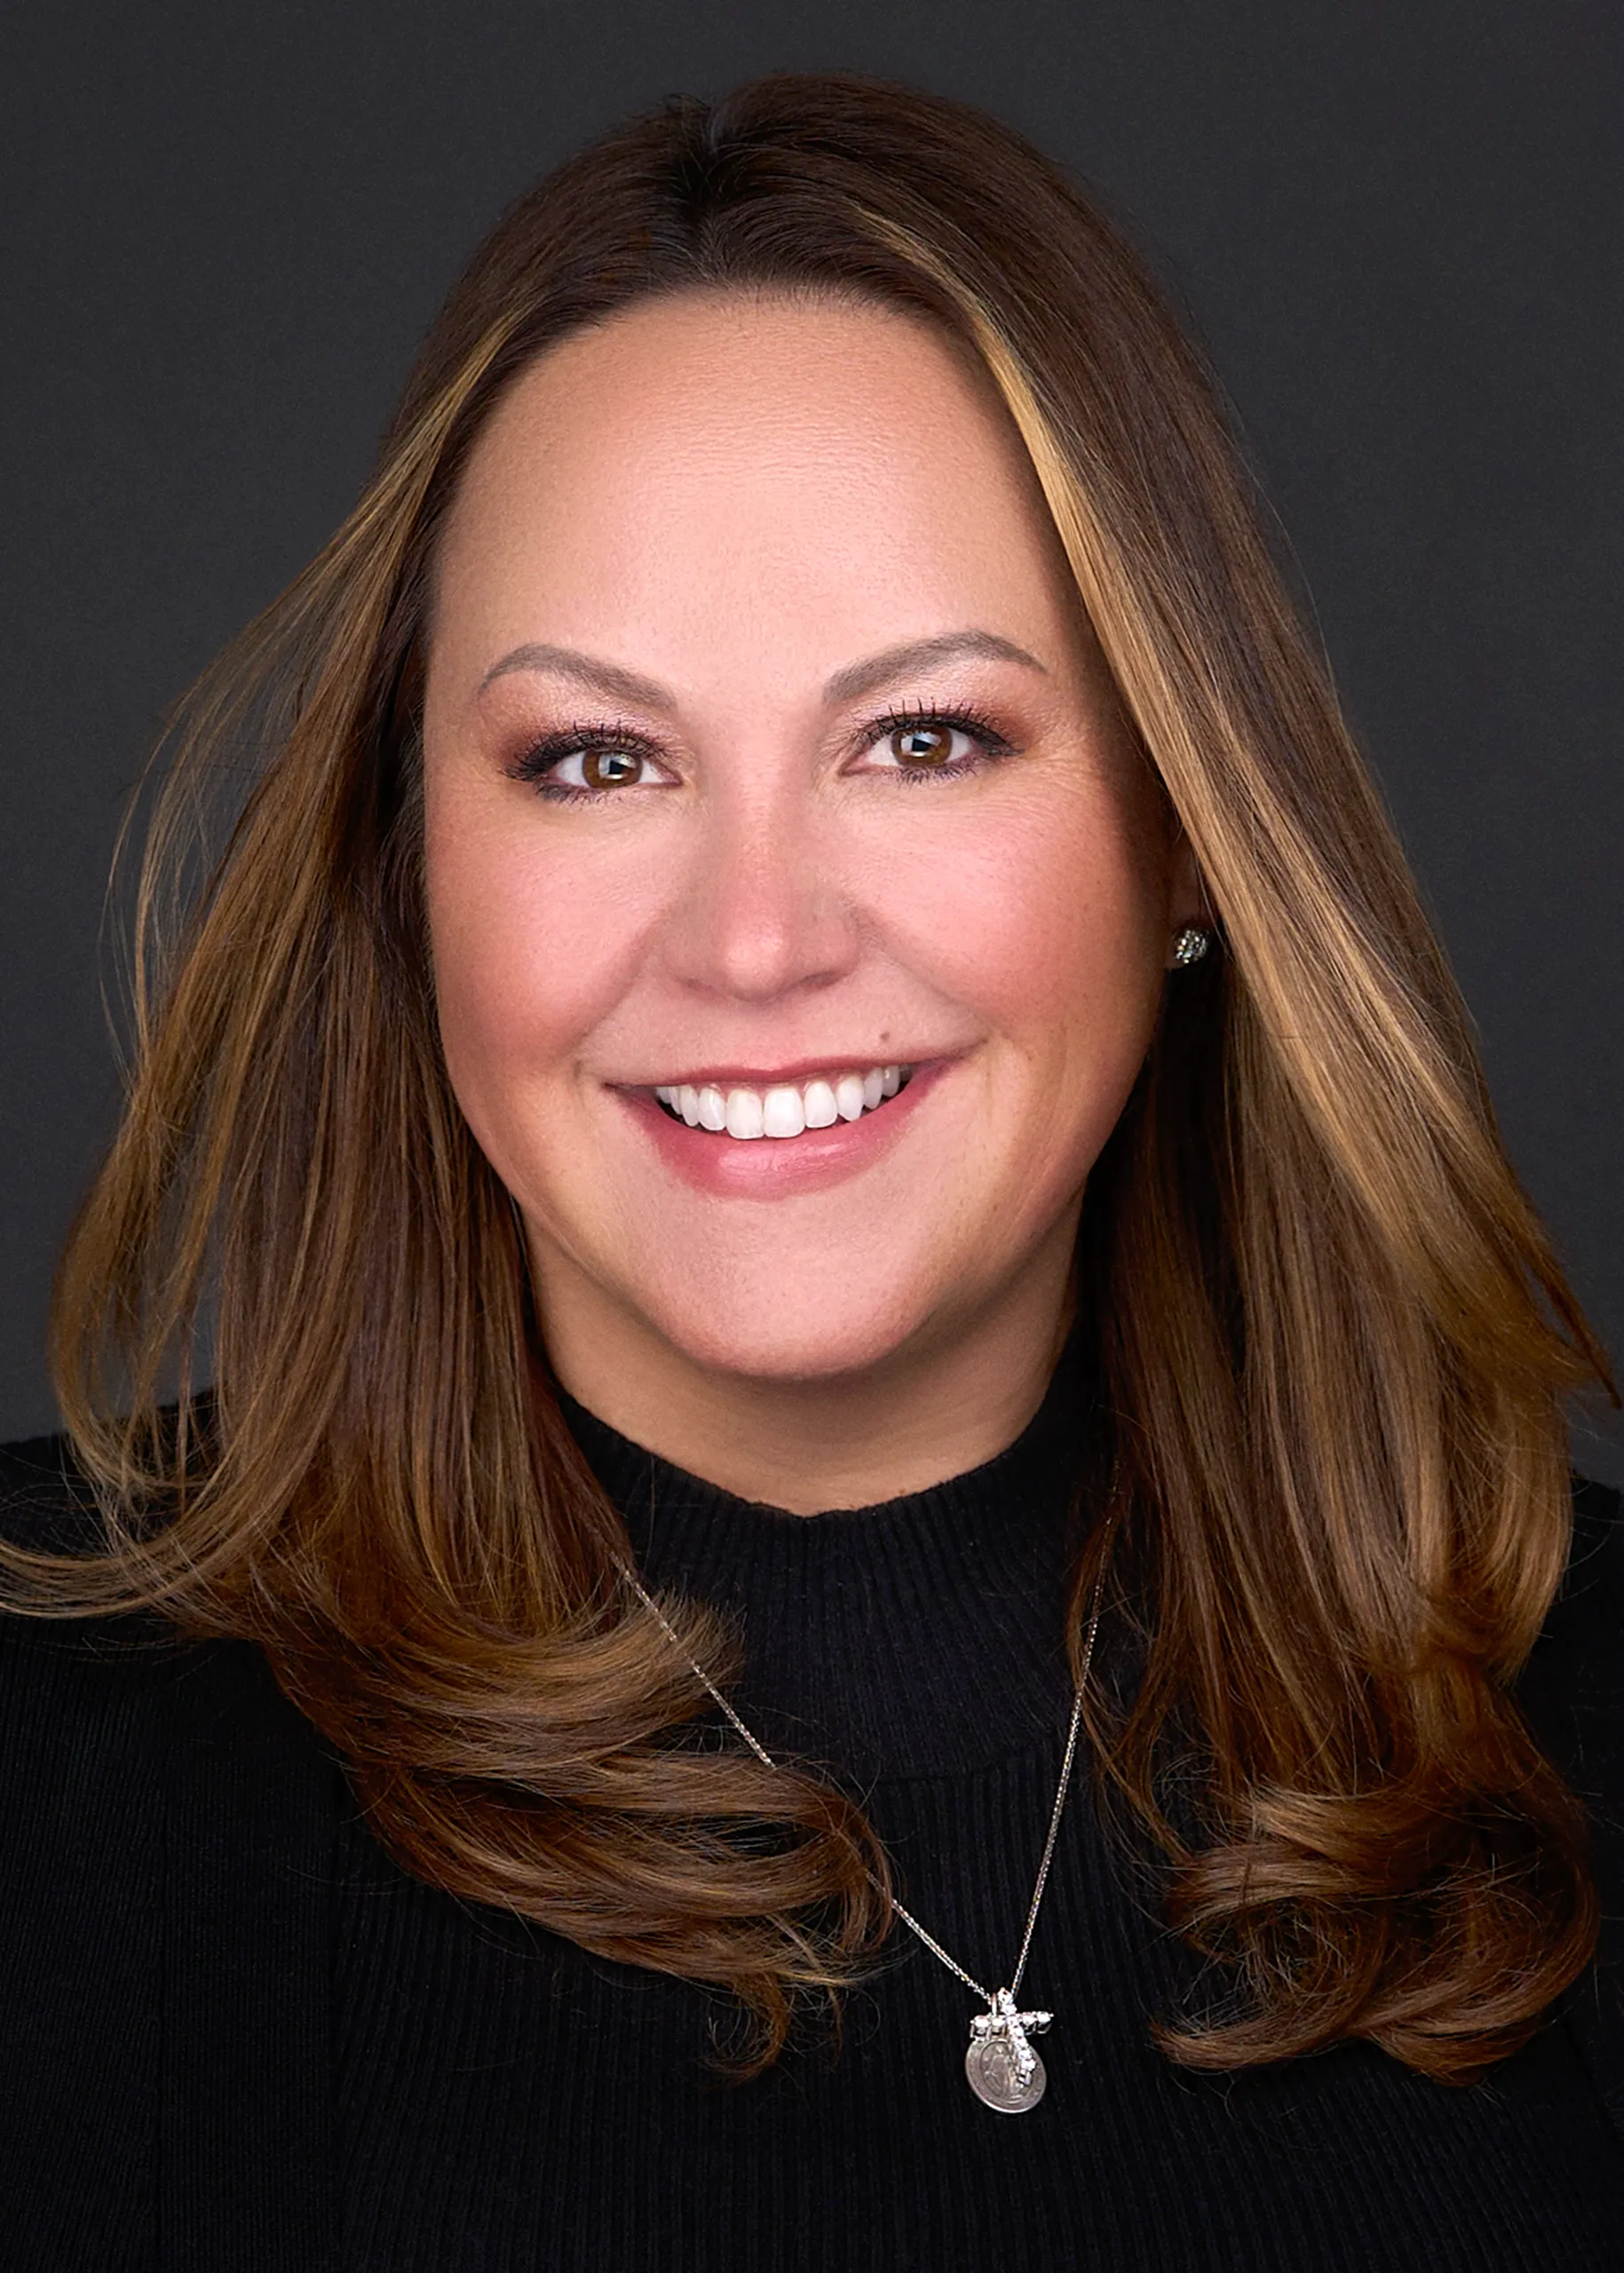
[964,1987,1052,2113]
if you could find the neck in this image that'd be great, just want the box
[531,1241,1079,1516]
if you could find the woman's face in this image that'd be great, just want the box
[424,290,1198,1390]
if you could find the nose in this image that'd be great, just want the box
[658,770,860,1004]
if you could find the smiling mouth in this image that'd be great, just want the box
[649,1063,914,1140]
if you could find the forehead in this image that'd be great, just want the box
[429,289,1081,685]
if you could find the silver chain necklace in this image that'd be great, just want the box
[613,1511,1109,2117]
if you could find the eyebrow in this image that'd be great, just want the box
[476,629,1048,710]
[478,642,676,710]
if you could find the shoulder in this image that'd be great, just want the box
[1521,1470,1624,1783]
[1523,1473,1624,2138]
[0,1422,186,1735]
[0,1421,335,1797]
[0,1423,344,2009]
[1519,1475,1624,2008]
[0,1418,107,1554]
[0,1428,343,2241]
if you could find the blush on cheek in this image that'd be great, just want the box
[882,788,1162,1049]
[424,793,675,1205]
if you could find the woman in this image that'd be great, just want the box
[3,69,1620,2272]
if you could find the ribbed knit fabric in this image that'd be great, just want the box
[325,1358,1624,2273]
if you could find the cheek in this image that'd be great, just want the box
[874,777,1167,1065]
[422,788,646,1121]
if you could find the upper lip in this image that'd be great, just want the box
[618,1054,931,1089]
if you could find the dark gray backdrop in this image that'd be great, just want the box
[2,1,1619,1479]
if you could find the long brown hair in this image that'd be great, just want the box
[10,72,1614,2081]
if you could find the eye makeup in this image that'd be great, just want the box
[503,701,1020,804]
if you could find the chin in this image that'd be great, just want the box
[638,1271,947,1387]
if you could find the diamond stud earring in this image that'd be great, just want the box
[1170,926,1212,967]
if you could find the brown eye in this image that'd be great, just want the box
[580,747,644,788]
[888,723,959,767]
[513,730,672,800]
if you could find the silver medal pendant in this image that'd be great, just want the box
[964,1988,1051,2113]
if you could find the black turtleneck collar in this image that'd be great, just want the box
[552,1334,1097,1785]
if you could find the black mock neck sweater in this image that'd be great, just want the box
[3,1365,1624,2271]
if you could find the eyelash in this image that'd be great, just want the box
[505,703,1018,803]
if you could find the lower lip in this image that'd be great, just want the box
[614,1062,952,1200]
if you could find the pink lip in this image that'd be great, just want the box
[614,1058,952,1199]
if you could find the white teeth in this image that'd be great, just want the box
[762,1085,806,1138]
[803,1079,838,1129]
[653,1063,914,1140]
